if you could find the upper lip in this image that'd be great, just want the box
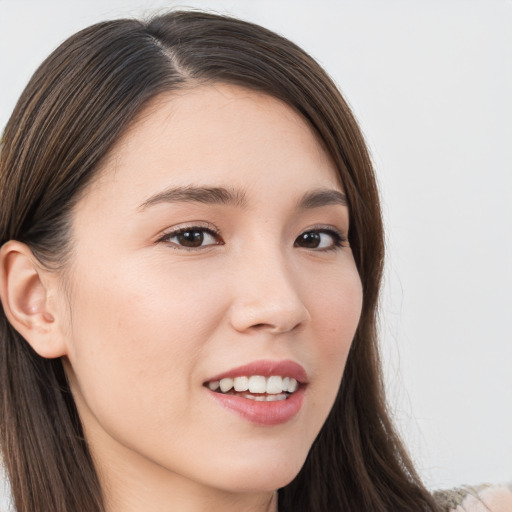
[205,359,308,384]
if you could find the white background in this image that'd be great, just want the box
[1,0,511,508]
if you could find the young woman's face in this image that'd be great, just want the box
[59,84,362,501]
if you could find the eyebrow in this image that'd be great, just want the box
[296,188,348,209]
[137,185,248,210]
[137,185,347,211]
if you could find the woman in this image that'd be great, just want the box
[0,9,502,512]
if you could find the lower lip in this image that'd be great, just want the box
[206,386,306,426]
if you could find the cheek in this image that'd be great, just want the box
[310,263,362,353]
[305,263,362,406]
[63,257,228,424]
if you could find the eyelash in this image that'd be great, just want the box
[157,224,222,251]
[157,224,348,252]
[294,226,348,252]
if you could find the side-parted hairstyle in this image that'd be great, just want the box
[0,10,440,512]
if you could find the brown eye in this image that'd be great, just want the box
[294,229,345,251]
[161,227,221,249]
[296,232,321,248]
[176,230,205,247]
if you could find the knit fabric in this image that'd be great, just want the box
[434,483,512,511]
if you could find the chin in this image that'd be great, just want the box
[203,449,307,493]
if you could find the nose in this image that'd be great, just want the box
[227,251,311,335]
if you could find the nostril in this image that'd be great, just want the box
[229,297,310,334]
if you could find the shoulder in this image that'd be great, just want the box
[433,483,512,511]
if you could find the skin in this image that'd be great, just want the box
[1,84,363,511]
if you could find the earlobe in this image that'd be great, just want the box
[0,241,66,358]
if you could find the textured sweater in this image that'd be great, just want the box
[434,483,512,511]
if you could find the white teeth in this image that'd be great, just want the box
[208,375,301,395]
[287,378,298,393]
[233,376,249,392]
[208,381,220,391]
[248,375,267,393]
[266,376,283,394]
[243,393,288,402]
[265,394,287,401]
[219,378,234,393]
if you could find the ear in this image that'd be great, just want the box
[0,240,67,358]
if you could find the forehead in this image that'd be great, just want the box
[79,84,342,214]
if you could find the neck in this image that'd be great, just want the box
[88,429,279,512]
[103,468,279,512]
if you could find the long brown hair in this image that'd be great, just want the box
[0,10,440,511]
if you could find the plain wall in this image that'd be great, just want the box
[1,0,511,508]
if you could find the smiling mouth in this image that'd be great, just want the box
[205,375,300,401]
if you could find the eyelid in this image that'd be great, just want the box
[156,222,223,249]
[301,223,347,237]
[295,224,349,251]
[155,222,348,251]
